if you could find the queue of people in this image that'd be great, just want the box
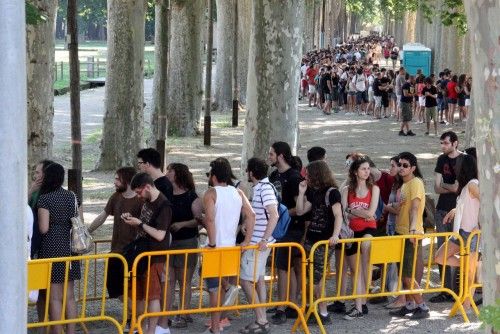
[28,131,480,334]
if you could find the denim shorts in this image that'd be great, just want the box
[356,91,367,104]
[451,229,479,252]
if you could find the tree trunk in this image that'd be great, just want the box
[241,0,304,166]
[446,26,460,73]
[462,3,500,333]
[150,0,170,146]
[236,0,252,104]
[26,0,58,173]
[302,0,315,53]
[166,0,204,136]
[214,0,234,112]
[96,0,145,170]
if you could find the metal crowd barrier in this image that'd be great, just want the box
[300,232,469,334]
[27,253,128,333]
[129,242,310,334]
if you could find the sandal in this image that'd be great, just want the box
[239,321,270,334]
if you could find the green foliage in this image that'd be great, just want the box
[479,299,500,331]
[26,1,47,25]
[346,0,378,23]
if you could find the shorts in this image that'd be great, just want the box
[344,228,378,257]
[348,91,356,96]
[356,91,368,104]
[368,90,374,102]
[304,240,333,285]
[382,95,390,108]
[448,98,457,105]
[324,93,332,101]
[240,248,272,282]
[399,239,421,278]
[425,107,437,121]
[401,102,412,122]
[458,98,466,107]
[275,229,303,271]
[308,84,316,94]
[331,88,339,101]
[107,256,126,298]
[451,229,479,252]
[396,95,402,107]
[135,262,165,301]
[418,96,425,107]
[301,79,308,89]
[374,96,382,108]
[169,237,198,269]
[440,97,449,110]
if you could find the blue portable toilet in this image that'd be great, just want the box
[402,43,432,76]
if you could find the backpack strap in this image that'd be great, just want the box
[324,187,335,207]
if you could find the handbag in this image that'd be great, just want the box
[70,194,93,254]
[123,236,150,275]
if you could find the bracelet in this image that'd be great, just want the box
[207,243,216,248]
[138,222,145,229]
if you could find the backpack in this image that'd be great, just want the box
[325,187,354,246]
[259,182,291,240]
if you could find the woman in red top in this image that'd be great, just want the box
[447,75,458,125]
[341,156,380,320]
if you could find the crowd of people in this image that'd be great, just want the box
[28,129,481,334]
[300,36,472,137]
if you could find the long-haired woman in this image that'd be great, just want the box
[341,156,380,320]
[296,160,343,324]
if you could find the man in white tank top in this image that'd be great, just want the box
[203,159,255,334]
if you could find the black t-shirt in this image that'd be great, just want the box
[422,85,438,107]
[434,154,461,211]
[373,78,382,96]
[380,77,391,97]
[269,167,304,231]
[401,82,413,103]
[170,190,198,240]
[305,187,341,243]
[440,79,449,97]
[154,176,173,202]
[331,74,339,87]
[320,73,332,94]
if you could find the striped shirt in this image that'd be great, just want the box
[250,178,278,245]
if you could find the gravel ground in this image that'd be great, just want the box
[29,79,482,333]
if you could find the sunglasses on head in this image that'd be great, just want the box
[397,162,411,169]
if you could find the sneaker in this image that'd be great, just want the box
[172,316,188,329]
[398,130,407,136]
[429,292,453,303]
[389,306,414,317]
[285,307,298,319]
[223,285,240,307]
[327,301,346,314]
[271,309,287,325]
[410,307,430,319]
[308,313,331,325]
[362,304,368,315]
[155,325,171,334]
[343,307,363,320]
[407,130,416,136]
[439,120,446,124]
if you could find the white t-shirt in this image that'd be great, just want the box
[301,64,308,77]
[352,74,367,92]
[250,178,278,245]
[368,75,375,92]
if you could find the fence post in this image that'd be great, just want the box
[87,56,94,78]
[96,58,100,77]
[61,61,64,81]
[54,63,58,81]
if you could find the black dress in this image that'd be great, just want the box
[38,187,81,283]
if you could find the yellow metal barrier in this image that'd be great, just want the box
[450,229,482,317]
[27,253,128,333]
[129,243,310,334]
[301,232,468,334]
[77,239,113,303]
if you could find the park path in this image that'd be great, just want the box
[49,80,480,334]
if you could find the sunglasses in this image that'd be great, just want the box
[397,162,411,169]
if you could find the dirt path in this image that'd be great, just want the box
[49,80,480,333]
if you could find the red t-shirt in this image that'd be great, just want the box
[376,172,394,204]
[306,67,318,85]
[347,189,377,232]
[447,81,458,99]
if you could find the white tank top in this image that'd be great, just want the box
[214,186,242,247]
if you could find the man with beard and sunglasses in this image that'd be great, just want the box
[88,167,143,329]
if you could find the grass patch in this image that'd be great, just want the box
[86,129,102,144]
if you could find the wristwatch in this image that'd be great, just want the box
[138,222,145,229]
[208,243,216,248]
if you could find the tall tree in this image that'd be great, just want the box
[214,0,235,112]
[462,4,500,332]
[150,0,170,147]
[97,0,146,170]
[241,0,304,165]
[166,0,204,136]
[236,0,252,104]
[26,0,58,172]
